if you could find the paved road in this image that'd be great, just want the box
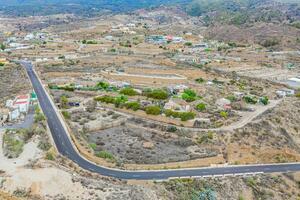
[21,61,300,180]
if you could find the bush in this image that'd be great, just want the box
[243,96,257,104]
[296,93,300,98]
[260,96,269,105]
[164,109,196,121]
[195,103,206,111]
[260,38,279,47]
[226,95,237,102]
[0,62,5,66]
[45,151,55,160]
[195,77,205,83]
[94,95,115,104]
[114,95,128,107]
[95,151,115,161]
[179,112,196,121]
[89,143,97,151]
[62,111,70,119]
[96,81,110,90]
[184,42,193,46]
[145,106,161,115]
[124,101,141,111]
[120,87,138,96]
[166,126,177,132]
[182,89,197,102]
[220,111,228,119]
[145,89,169,100]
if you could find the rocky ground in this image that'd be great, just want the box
[156,172,300,200]
[0,63,31,105]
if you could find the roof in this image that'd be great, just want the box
[16,95,30,100]
[14,101,29,105]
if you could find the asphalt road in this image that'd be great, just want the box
[21,61,300,180]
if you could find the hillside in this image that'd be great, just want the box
[0,0,188,16]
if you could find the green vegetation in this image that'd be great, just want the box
[89,143,97,151]
[62,110,71,119]
[195,77,205,83]
[291,21,300,29]
[260,96,269,105]
[60,95,69,109]
[124,101,141,111]
[34,106,46,122]
[164,109,196,121]
[296,92,300,98]
[82,40,98,44]
[0,43,5,51]
[145,105,161,115]
[95,150,115,161]
[260,38,279,47]
[197,131,214,144]
[226,95,237,103]
[144,88,169,100]
[0,62,5,67]
[120,87,138,96]
[243,96,257,104]
[94,95,116,104]
[220,111,228,119]
[114,95,128,107]
[184,42,193,46]
[182,89,197,102]
[45,151,55,160]
[195,103,206,112]
[3,131,24,158]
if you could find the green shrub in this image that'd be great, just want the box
[89,143,97,151]
[296,93,300,98]
[164,109,195,121]
[184,42,193,46]
[0,62,5,67]
[114,95,128,107]
[45,151,55,160]
[145,89,169,100]
[94,95,115,104]
[125,101,141,111]
[195,77,205,83]
[226,95,237,102]
[260,38,279,47]
[96,81,110,90]
[260,96,269,105]
[62,111,70,119]
[182,89,197,102]
[179,112,196,121]
[120,87,138,96]
[95,151,115,161]
[195,103,206,111]
[145,106,161,115]
[220,111,228,119]
[243,96,257,104]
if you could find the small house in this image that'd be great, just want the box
[276,89,295,98]
[216,98,231,110]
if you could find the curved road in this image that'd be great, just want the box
[21,61,300,180]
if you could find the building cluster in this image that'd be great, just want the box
[0,92,37,125]
[145,35,184,44]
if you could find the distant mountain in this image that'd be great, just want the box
[0,0,189,16]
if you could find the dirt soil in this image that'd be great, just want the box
[88,125,218,165]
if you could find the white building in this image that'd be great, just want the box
[276,89,295,98]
